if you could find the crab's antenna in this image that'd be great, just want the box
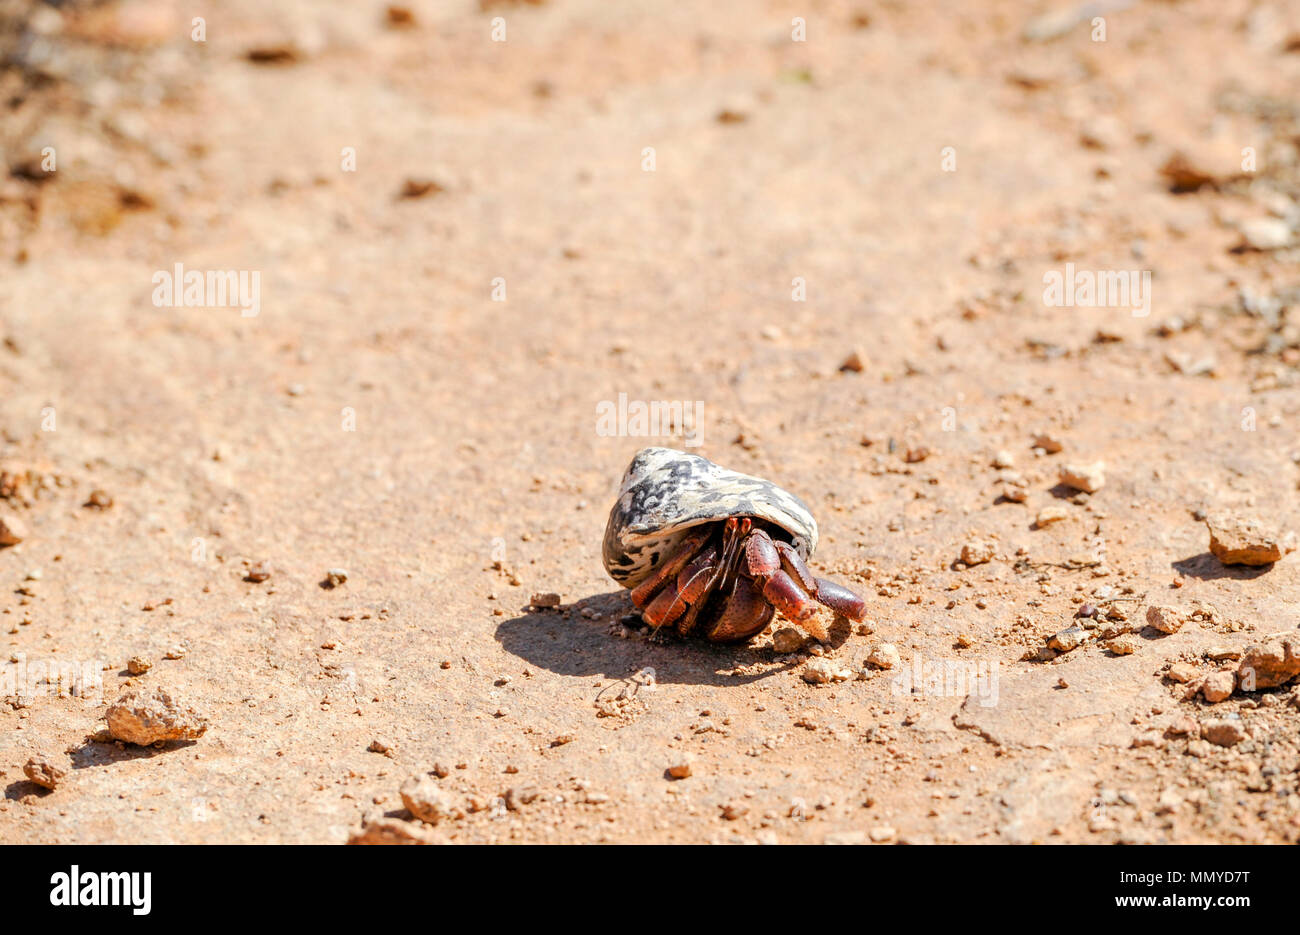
[713,517,748,599]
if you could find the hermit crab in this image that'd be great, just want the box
[602,447,866,643]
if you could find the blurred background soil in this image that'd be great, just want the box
[1,0,1298,843]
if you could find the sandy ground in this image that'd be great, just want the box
[1,0,1299,844]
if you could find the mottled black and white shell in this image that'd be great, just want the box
[602,447,819,589]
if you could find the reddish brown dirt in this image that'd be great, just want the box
[1,0,1298,843]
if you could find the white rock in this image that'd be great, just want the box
[1239,217,1293,251]
[867,643,901,670]
[802,657,851,684]
[400,775,453,824]
[1049,626,1087,653]
[1145,604,1187,634]
[1035,505,1070,527]
[959,539,996,566]
[0,513,27,546]
[1059,462,1105,494]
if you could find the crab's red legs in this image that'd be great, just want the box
[638,543,716,629]
[676,517,744,636]
[642,552,711,628]
[745,534,818,622]
[629,527,710,609]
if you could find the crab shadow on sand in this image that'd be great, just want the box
[494,589,839,687]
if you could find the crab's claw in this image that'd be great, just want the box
[770,537,866,631]
[793,608,828,643]
[813,578,867,623]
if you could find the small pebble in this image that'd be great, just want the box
[245,562,271,583]
[959,539,996,566]
[720,801,749,820]
[23,756,65,790]
[1238,217,1293,251]
[1035,505,1070,527]
[1201,671,1236,704]
[867,643,901,670]
[1032,433,1064,454]
[1105,634,1138,655]
[803,657,852,684]
[1049,626,1086,653]
[400,775,452,823]
[0,514,27,546]
[1146,604,1187,634]
[505,786,539,810]
[771,627,805,654]
[1059,462,1105,494]
[1200,719,1246,747]
[839,350,866,373]
[1206,515,1291,566]
[348,816,443,845]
